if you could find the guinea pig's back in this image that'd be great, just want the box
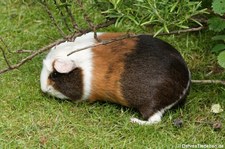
[89,33,136,106]
[89,33,190,119]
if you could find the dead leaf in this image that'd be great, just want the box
[173,118,183,128]
[212,121,222,131]
[211,104,223,114]
[39,136,48,146]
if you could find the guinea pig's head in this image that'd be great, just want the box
[40,32,100,101]
[40,42,87,101]
[40,58,84,100]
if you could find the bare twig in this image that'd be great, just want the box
[70,19,116,41]
[76,0,93,28]
[64,1,82,32]
[67,33,136,56]
[192,80,225,85]
[0,46,11,68]
[16,50,34,53]
[76,0,100,42]
[0,1,210,75]
[0,21,223,87]
[0,38,66,74]
[0,36,12,53]
[93,26,101,42]
[53,0,72,32]
[67,26,206,55]
[40,1,66,37]
[157,26,206,36]
[0,19,116,74]
[66,0,82,31]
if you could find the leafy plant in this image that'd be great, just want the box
[212,0,225,15]
[209,0,225,68]
[93,0,207,35]
[94,0,225,68]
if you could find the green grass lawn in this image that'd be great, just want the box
[0,1,224,148]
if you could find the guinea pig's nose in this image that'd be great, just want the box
[40,84,50,93]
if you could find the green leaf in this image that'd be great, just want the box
[212,0,225,15]
[154,27,164,37]
[109,0,122,9]
[208,17,225,32]
[58,3,71,8]
[212,35,225,41]
[217,50,225,68]
[190,18,203,26]
[127,15,139,25]
[170,1,178,12]
[141,20,153,26]
[163,23,169,33]
[212,44,225,53]
[175,24,189,29]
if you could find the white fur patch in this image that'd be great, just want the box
[130,111,163,125]
[40,32,102,100]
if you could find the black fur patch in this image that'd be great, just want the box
[121,35,190,120]
[49,68,83,100]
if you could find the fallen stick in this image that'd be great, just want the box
[192,79,225,85]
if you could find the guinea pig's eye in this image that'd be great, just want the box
[50,71,60,79]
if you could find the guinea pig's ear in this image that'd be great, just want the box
[53,58,76,73]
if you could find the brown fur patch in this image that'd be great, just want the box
[89,33,137,107]
[48,60,83,100]
[49,68,83,100]
[47,78,52,86]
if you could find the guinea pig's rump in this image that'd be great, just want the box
[120,35,190,122]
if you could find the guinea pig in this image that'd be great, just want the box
[40,32,191,125]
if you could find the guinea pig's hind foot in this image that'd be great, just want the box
[130,111,162,125]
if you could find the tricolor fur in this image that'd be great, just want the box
[40,32,191,125]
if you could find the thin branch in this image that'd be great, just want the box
[16,50,34,53]
[70,19,116,41]
[76,0,101,41]
[66,0,82,32]
[76,0,93,28]
[0,36,12,53]
[0,38,66,74]
[40,1,66,37]
[0,19,116,75]
[67,26,205,56]
[67,33,136,56]
[0,3,207,76]
[64,7,75,31]
[1,36,35,54]
[93,26,101,42]
[0,46,11,68]
[53,0,72,32]
[157,26,206,36]
[192,80,225,85]
[64,1,82,32]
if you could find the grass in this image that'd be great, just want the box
[0,1,224,148]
